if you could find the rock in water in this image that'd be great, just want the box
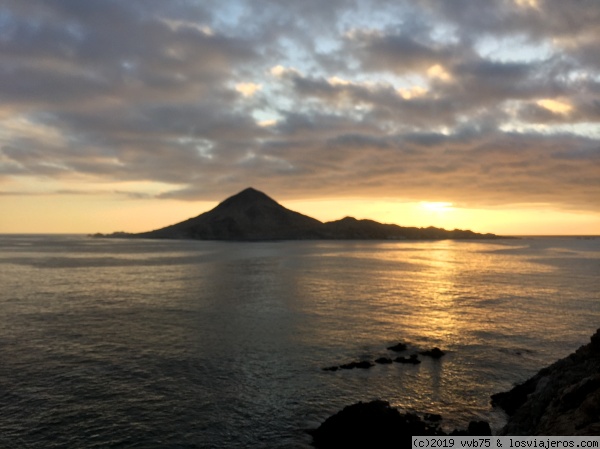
[375,357,394,364]
[387,342,408,352]
[339,361,375,370]
[420,347,445,358]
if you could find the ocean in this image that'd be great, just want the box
[0,235,599,448]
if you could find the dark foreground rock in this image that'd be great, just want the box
[492,328,600,435]
[309,400,442,448]
[310,400,490,448]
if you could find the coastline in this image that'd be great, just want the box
[492,328,600,435]
[312,328,600,446]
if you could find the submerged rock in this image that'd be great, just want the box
[492,328,600,435]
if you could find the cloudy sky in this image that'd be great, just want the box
[1,0,599,234]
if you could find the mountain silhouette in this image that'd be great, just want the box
[101,187,504,240]
[136,187,324,240]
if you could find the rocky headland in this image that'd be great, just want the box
[492,328,600,435]
[94,187,507,241]
[311,329,600,446]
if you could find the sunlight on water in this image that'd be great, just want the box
[0,235,599,447]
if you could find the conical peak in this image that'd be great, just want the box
[236,187,268,199]
[216,187,279,209]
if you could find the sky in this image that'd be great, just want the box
[1,0,599,235]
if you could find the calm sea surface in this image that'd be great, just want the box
[0,235,599,448]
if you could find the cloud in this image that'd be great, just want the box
[346,28,463,76]
[0,0,257,113]
[0,0,598,216]
[235,82,262,97]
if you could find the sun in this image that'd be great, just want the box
[420,202,455,213]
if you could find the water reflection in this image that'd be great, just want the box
[1,236,599,446]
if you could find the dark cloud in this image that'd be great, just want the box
[0,3,254,109]
[347,29,463,74]
[0,0,599,215]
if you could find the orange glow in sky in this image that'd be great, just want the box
[1,2,599,235]
[2,192,597,235]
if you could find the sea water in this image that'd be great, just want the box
[0,235,599,448]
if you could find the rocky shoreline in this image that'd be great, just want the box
[311,329,600,446]
[492,328,600,435]
[309,400,491,448]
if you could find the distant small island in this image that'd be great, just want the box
[93,187,507,241]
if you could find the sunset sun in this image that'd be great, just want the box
[420,202,455,213]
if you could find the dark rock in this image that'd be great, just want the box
[387,342,408,352]
[467,421,492,436]
[354,361,375,369]
[493,328,600,435]
[559,374,600,412]
[339,361,375,370]
[491,379,537,415]
[322,366,339,372]
[310,400,444,448]
[310,400,492,448]
[590,330,600,351]
[450,421,492,436]
[424,413,443,422]
[375,357,393,364]
[420,347,445,358]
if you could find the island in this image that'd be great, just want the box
[95,187,506,241]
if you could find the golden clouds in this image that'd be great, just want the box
[536,99,573,115]
[396,86,428,100]
[258,119,277,127]
[427,64,453,82]
[514,0,539,9]
[235,82,262,97]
